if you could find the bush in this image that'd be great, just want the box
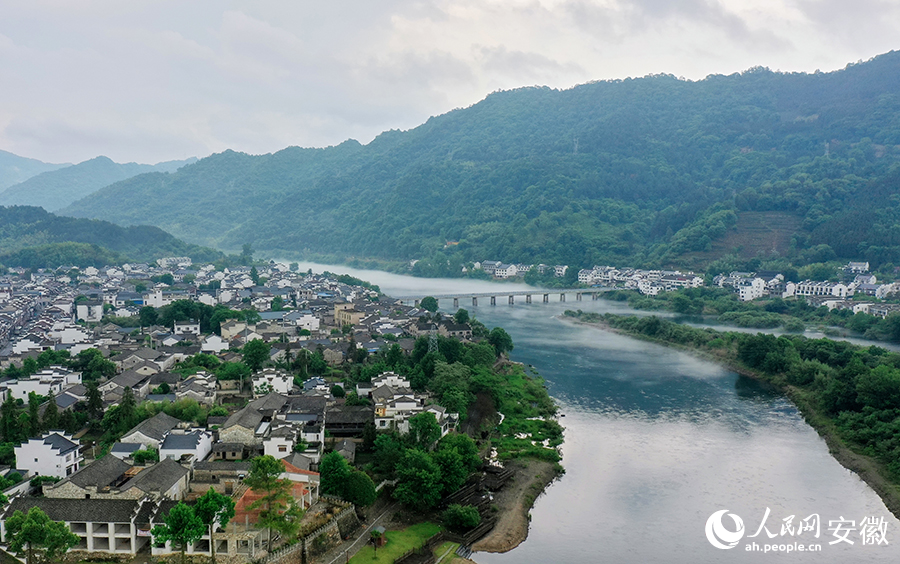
[133,448,159,465]
[443,504,481,531]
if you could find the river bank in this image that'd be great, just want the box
[558,313,900,521]
[471,459,559,553]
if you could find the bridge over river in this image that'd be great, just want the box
[391,287,613,308]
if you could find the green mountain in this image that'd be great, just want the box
[0,206,222,269]
[0,155,197,211]
[61,51,900,274]
[0,150,69,191]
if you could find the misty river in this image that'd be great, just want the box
[291,261,900,563]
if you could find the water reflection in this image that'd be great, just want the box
[280,263,900,563]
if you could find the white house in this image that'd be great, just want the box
[159,430,213,462]
[75,300,104,322]
[252,368,293,396]
[15,431,83,478]
[737,278,766,302]
[173,319,201,336]
[3,366,77,401]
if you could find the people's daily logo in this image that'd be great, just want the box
[704,508,888,553]
[706,509,745,549]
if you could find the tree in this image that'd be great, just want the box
[245,456,298,544]
[420,296,438,313]
[438,433,481,473]
[133,448,159,465]
[343,470,377,507]
[139,305,158,327]
[243,339,271,372]
[250,266,260,285]
[120,386,137,427]
[373,432,405,475]
[271,296,284,312]
[194,488,236,564]
[442,504,481,531]
[453,308,470,325]
[42,398,58,431]
[27,393,41,437]
[408,412,441,451]
[393,449,442,510]
[5,507,79,564]
[433,447,468,495]
[151,502,206,564]
[361,421,377,452]
[318,451,351,496]
[1,393,21,443]
[330,384,346,398]
[488,327,514,357]
[85,380,103,420]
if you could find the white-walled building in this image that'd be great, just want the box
[737,278,767,302]
[75,300,104,322]
[159,430,213,462]
[15,431,83,478]
[252,368,293,396]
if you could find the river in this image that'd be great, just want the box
[291,261,900,562]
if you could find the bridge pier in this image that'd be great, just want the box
[490,296,496,306]
[543,294,549,303]
[508,295,514,305]
[576,292,582,301]
[560,293,566,302]
[525,294,532,304]
[453,298,459,308]
[414,299,419,307]
[472,297,477,306]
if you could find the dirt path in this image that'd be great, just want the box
[471,459,559,553]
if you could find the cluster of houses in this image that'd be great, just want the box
[0,363,459,559]
[576,266,705,295]
[714,262,900,316]
[475,261,569,279]
[0,260,470,560]
[0,259,466,361]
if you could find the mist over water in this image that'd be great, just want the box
[291,262,900,562]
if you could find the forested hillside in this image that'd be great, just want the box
[0,206,222,268]
[0,155,196,211]
[0,150,68,191]
[61,51,900,274]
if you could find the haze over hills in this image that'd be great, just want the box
[0,205,222,269]
[0,155,197,211]
[0,150,70,191]
[61,50,900,275]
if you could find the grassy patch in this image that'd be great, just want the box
[349,522,441,564]
[433,541,461,563]
[492,364,561,462]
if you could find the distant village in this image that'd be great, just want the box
[477,259,900,317]
[0,259,469,561]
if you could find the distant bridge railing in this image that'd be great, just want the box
[391,287,613,307]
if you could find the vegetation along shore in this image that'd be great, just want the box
[561,309,900,520]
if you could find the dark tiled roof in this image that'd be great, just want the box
[61,454,130,489]
[2,497,144,523]
[124,458,188,493]
[42,432,78,454]
[223,406,262,430]
[160,432,203,451]
[194,460,251,471]
[326,406,373,425]
[123,412,181,441]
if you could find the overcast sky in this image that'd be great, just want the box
[1,0,898,164]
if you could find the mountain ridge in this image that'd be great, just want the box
[60,50,900,274]
[0,155,198,211]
